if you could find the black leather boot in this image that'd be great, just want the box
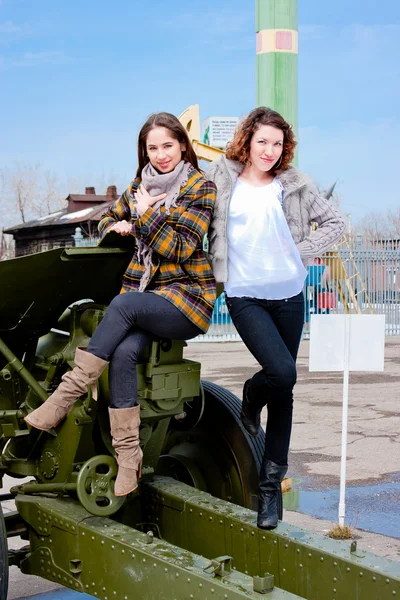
[240,379,264,437]
[257,459,287,530]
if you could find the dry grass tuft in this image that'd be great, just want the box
[327,524,354,539]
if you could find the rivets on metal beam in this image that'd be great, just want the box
[320,558,324,562]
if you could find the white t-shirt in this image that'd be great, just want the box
[225,178,307,300]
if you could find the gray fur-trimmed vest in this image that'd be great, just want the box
[206,155,345,283]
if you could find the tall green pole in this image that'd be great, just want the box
[256,0,298,139]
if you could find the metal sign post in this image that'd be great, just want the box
[309,314,385,525]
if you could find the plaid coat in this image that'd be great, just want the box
[98,168,217,333]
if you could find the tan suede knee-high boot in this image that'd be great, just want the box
[109,406,143,497]
[24,348,108,431]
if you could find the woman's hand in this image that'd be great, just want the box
[135,184,167,217]
[111,220,132,236]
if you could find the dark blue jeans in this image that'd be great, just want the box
[87,292,201,408]
[225,292,304,466]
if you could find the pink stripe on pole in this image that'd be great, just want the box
[256,31,262,53]
[276,31,292,50]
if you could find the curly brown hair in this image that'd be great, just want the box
[226,107,297,173]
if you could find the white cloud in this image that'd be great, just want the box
[163,9,251,36]
[0,50,71,70]
[0,19,31,36]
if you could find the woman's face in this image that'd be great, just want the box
[145,126,186,174]
[249,124,284,172]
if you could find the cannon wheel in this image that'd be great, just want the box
[158,380,283,517]
[0,503,8,600]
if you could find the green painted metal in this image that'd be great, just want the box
[0,337,48,402]
[143,477,400,600]
[255,0,298,142]
[16,495,301,599]
[256,0,297,31]
[256,53,298,135]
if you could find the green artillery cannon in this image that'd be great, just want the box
[0,246,399,599]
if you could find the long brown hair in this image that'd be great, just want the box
[136,112,200,177]
[226,107,297,173]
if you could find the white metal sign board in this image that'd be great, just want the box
[202,117,239,149]
[309,314,385,372]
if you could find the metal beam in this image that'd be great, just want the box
[143,477,400,600]
[16,495,301,599]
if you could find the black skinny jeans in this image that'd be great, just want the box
[226,292,304,466]
[87,292,201,408]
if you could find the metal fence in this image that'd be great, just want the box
[73,230,400,341]
[194,236,400,342]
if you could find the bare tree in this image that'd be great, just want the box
[356,211,391,239]
[388,207,400,238]
[0,162,65,228]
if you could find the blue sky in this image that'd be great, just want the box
[1,0,399,225]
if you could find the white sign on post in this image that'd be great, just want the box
[202,117,239,149]
[309,314,385,526]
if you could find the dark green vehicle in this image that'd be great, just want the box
[0,246,399,599]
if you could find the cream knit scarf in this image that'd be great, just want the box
[136,160,191,291]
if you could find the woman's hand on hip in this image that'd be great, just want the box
[135,184,167,217]
[111,220,132,236]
